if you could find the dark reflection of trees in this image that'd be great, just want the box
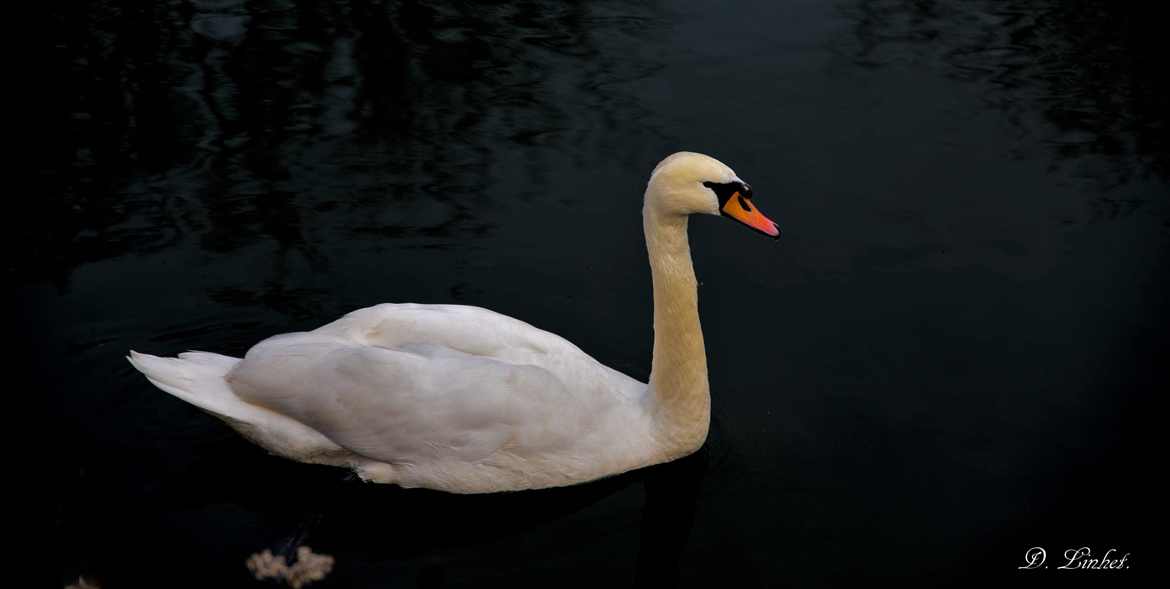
[36,0,665,290]
[839,0,1167,192]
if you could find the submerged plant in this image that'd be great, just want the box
[246,546,334,588]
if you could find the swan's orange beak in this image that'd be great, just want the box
[721,192,780,238]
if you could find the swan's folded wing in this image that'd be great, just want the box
[311,303,646,404]
[311,303,587,366]
[226,334,606,466]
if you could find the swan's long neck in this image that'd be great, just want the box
[643,201,711,455]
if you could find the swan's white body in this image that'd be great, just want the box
[131,305,658,492]
[129,152,777,493]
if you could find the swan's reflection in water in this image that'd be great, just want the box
[634,448,707,587]
[67,430,713,586]
[253,448,710,586]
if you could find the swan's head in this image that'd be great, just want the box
[645,151,780,238]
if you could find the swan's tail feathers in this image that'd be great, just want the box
[127,350,248,421]
[129,350,351,465]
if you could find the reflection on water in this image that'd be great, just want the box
[843,0,1167,189]
[40,0,666,290]
[44,0,1165,587]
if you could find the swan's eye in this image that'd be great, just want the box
[702,180,749,207]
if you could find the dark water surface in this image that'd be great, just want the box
[41,0,1165,586]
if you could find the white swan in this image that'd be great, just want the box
[128,152,780,494]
